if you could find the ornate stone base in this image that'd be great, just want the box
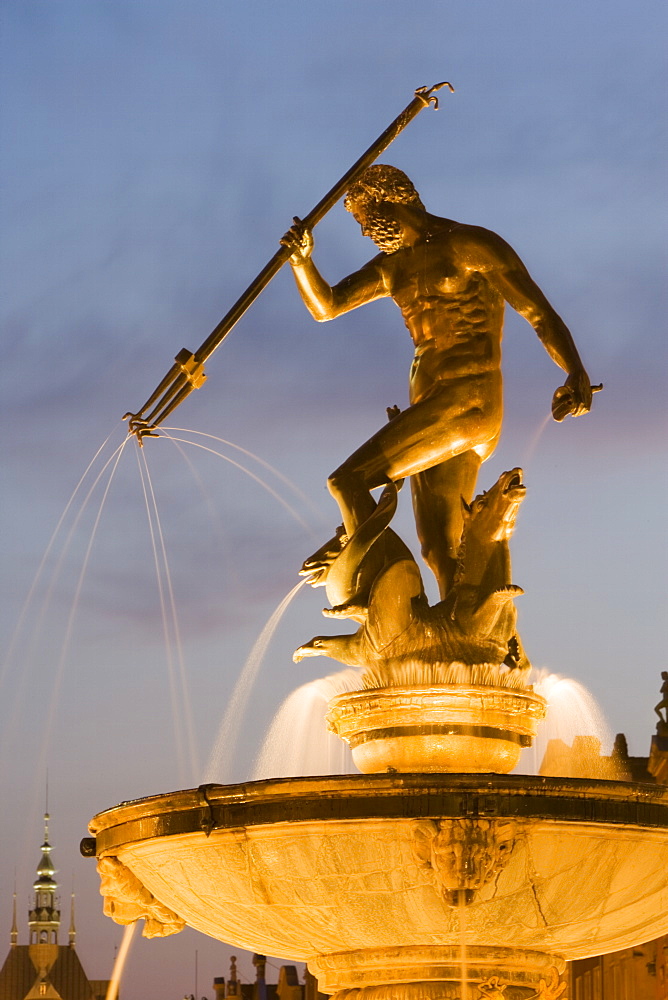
[326,685,546,774]
[309,946,566,999]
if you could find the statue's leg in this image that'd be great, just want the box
[411,452,482,599]
[328,380,499,539]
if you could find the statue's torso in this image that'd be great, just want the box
[378,223,506,401]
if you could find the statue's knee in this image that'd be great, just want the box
[327,470,344,500]
[328,467,359,500]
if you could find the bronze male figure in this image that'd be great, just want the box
[282,164,593,597]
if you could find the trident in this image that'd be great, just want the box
[123,81,454,442]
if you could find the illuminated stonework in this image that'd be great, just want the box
[88,776,668,998]
[326,686,546,774]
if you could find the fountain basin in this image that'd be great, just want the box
[326,686,547,773]
[89,773,668,994]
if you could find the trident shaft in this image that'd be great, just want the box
[124,81,454,442]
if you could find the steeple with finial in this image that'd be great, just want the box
[28,812,60,945]
[68,882,76,948]
[227,955,239,997]
[10,889,17,947]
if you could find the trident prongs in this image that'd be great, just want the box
[122,413,160,446]
[415,81,455,110]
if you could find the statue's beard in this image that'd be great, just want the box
[359,209,407,253]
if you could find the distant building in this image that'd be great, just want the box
[211,955,326,1000]
[570,939,667,1000]
[0,815,109,1000]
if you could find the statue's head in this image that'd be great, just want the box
[345,165,425,252]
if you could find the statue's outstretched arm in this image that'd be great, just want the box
[281,219,388,322]
[471,230,594,417]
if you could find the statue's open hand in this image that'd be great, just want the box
[551,371,600,422]
[280,217,314,264]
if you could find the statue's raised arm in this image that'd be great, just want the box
[281,217,388,322]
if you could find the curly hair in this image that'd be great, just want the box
[344,164,424,216]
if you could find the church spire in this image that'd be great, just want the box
[10,889,17,947]
[69,885,76,948]
[28,812,60,945]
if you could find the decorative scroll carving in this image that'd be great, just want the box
[477,979,507,998]
[97,856,185,938]
[530,968,567,999]
[332,987,463,1000]
[412,818,517,906]
[478,968,567,999]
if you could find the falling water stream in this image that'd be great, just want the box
[204,578,309,782]
[522,411,552,469]
[3,420,322,1000]
[253,668,361,779]
[458,892,468,1000]
[136,448,198,783]
[0,428,119,694]
[160,431,319,536]
[105,922,137,1000]
[163,427,324,525]
[516,670,613,776]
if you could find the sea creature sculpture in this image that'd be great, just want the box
[300,406,416,622]
[300,477,418,622]
[294,469,530,681]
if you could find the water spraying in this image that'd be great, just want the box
[24,437,129,832]
[0,427,121,695]
[253,668,361,779]
[163,427,325,523]
[205,578,308,782]
[135,447,199,785]
[522,411,552,470]
[158,433,317,535]
[105,922,137,1000]
[515,670,613,776]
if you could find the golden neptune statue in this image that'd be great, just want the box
[282,164,593,600]
[282,165,597,680]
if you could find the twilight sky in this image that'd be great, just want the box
[1,3,666,998]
